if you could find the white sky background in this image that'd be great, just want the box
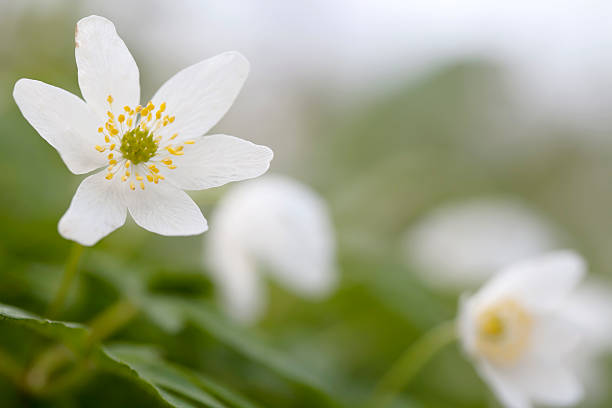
[7,0,612,159]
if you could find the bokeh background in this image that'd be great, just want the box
[1,1,612,407]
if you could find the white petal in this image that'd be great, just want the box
[506,358,583,406]
[165,134,273,191]
[474,251,585,313]
[75,15,139,120]
[151,52,249,141]
[13,79,107,174]
[529,315,580,359]
[58,171,127,246]
[205,246,265,325]
[124,182,207,236]
[477,361,531,408]
[240,176,337,297]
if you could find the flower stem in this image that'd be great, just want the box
[26,299,139,394]
[368,320,457,408]
[47,242,84,319]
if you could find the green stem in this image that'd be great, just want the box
[368,320,457,408]
[26,299,139,394]
[85,299,139,347]
[47,242,84,319]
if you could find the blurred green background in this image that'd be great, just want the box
[1,1,612,407]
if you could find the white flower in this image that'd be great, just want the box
[458,251,585,408]
[205,175,337,324]
[13,15,273,246]
[404,198,560,290]
[562,279,612,399]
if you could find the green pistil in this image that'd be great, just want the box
[120,128,157,164]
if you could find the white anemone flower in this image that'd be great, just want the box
[13,15,273,246]
[458,251,585,408]
[205,175,337,324]
[403,198,560,290]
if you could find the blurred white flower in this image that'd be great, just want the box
[403,198,560,290]
[13,15,272,246]
[458,251,585,408]
[205,175,337,324]
[563,279,612,398]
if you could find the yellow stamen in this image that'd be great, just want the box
[104,135,110,143]
[125,161,131,168]
[98,127,103,133]
[140,181,145,190]
[105,173,113,180]
[95,145,105,152]
[121,175,128,182]
[118,114,125,123]
[170,133,178,140]
[107,95,114,104]
[146,175,154,182]
[110,144,116,150]
[109,159,117,165]
[130,182,135,191]
[108,153,114,159]
[161,159,172,165]
[184,140,195,144]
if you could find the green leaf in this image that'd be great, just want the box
[0,302,88,350]
[105,343,262,408]
[178,299,337,396]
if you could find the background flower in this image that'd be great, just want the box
[205,174,337,324]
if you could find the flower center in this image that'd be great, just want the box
[93,95,195,191]
[475,298,532,365]
[120,128,157,164]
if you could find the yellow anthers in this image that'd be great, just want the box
[110,128,119,136]
[107,95,114,104]
[149,165,159,173]
[168,165,177,169]
[95,145,105,152]
[141,108,149,117]
[121,175,128,182]
[156,111,162,120]
[108,153,114,159]
[107,111,114,119]
[125,161,131,168]
[127,118,133,127]
[146,175,154,182]
[136,175,143,181]
[169,116,175,123]
[170,133,178,140]
[135,105,142,113]
[146,101,154,110]
[161,159,172,165]
[159,102,166,112]
[118,114,125,123]
[184,140,195,144]
[109,159,117,165]
[124,106,131,112]
[176,146,184,152]
[98,127,103,133]
[156,174,165,180]
[130,182,135,191]
[147,113,152,122]
[105,173,113,180]
[125,171,130,177]
[140,181,145,190]
[110,144,116,150]
[166,146,184,156]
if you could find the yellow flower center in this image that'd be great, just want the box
[475,298,532,365]
[94,95,195,191]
